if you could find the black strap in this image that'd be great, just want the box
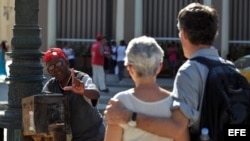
[190,56,235,69]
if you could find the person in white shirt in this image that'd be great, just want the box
[110,40,118,74]
[62,42,76,68]
[116,40,126,83]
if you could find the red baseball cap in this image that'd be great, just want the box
[96,34,103,41]
[43,48,66,64]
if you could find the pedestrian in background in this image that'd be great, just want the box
[43,48,105,141]
[102,36,111,73]
[62,42,76,68]
[116,40,126,84]
[0,41,8,76]
[167,41,178,77]
[104,36,179,141]
[110,40,117,74]
[91,34,110,93]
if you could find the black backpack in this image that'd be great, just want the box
[190,57,250,141]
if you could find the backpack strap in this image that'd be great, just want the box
[190,56,236,69]
[189,56,220,110]
[188,56,234,140]
[190,56,250,141]
[189,56,237,118]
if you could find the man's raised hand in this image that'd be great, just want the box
[63,69,85,95]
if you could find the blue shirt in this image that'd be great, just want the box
[171,47,221,127]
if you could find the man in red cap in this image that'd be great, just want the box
[43,47,105,141]
[91,34,110,93]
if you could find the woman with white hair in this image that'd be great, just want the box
[104,36,181,141]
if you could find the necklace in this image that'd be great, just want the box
[59,75,72,89]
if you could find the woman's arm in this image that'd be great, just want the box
[104,124,123,141]
[105,99,190,140]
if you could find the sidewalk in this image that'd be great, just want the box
[105,73,174,90]
[1,58,174,89]
[0,76,8,104]
[0,74,174,91]
[0,73,175,103]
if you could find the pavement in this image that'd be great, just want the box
[0,65,174,139]
[0,59,174,115]
[0,72,174,141]
[0,73,174,114]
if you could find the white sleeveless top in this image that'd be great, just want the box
[113,89,173,141]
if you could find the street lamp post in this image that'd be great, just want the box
[0,0,44,140]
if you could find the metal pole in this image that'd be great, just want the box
[0,0,44,140]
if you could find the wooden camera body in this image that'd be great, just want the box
[22,94,70,136]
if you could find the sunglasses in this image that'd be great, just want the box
[47,61,63,72]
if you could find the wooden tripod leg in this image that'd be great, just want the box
[48,124,66,141]
[31,135,43,141]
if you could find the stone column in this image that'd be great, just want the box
[115,0,125,43]
[134,0,143,37]
[39,0,57,51]
[212,0,229,58]
[220,0,229,58]
[0,0,44,140]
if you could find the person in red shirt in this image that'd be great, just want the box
[167,42,178,76]
[91,34,110,93]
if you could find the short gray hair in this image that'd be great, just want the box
[124,36,164,77]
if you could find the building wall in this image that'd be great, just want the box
[143,0,202,38]
[229,0,250,43]
[38,0,49,52]
[1,0,250,59]
[0,0,15,48]
[56,0,109,46]
[39,0,57,52]
[124,0,135,42]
